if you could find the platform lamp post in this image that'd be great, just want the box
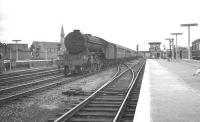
[171,33,182,60]
[12,40,21,60]
[165,38,173,60]
[180,23,198,59]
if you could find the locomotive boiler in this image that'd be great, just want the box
[63,30,136,76]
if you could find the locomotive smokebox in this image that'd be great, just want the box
[65,30,107,55]
[64,30,86,54]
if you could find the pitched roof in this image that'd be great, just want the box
[7,44,29,51]
[148,42,161,44]
[32,41,59,49]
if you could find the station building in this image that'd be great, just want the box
[30,41,60,60]
[4,44,31,60]
[30,25,66,60]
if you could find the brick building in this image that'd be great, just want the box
[5,44,31,60]
[30,41,60,60]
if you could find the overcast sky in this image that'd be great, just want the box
[0,0,200,51]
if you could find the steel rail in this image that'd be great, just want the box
[54,65,129,122]
[113,61,145,122]
[0,67,57,78]
[0,74,63,94]
[0,76,65,104]
[0,67,118,105]
[0,69,60,81]
[0,70,61,86]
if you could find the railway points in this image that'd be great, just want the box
[53,60,145,122]
[134,59,200,122]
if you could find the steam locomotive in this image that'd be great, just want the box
[63,30,137,76]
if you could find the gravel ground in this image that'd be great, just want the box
[0,68,117,122]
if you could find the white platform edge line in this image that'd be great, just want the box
[133,59,151,122]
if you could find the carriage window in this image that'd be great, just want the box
[0,54,1,59]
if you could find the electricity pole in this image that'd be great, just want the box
[171,33,182,60]
[171,39,174,59]
[180,23,198,59]
[136,44,139,56]
[165,38,174,60]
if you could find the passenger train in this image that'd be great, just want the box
[63,30,138,76]
[192,39,200,60]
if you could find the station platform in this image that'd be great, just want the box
[134,59,200,122]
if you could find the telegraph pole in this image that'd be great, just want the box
[165,38,173,60]
[171,33,182,59]
[180,23,198,59]
[136,44,139,56]
[171,39,174,59]
[12,40,21,60]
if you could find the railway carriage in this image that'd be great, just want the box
[63,30,136,76]
[192,39,200,60]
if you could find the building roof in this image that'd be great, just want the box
[7,43,29,51]
[148,42,161,44]
[32,41,59,49]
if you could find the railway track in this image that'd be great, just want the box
[0,68,63,88]
[0,66,119,105]
[53,60,145,122]
[113,60,145,122]
[0,66,57,79]
[0,74,65,104]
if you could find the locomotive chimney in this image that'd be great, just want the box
[74,30,80,32]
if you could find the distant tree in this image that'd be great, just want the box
[30,44,41,59]
[0,42,8,54]
[30,44,35,52]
